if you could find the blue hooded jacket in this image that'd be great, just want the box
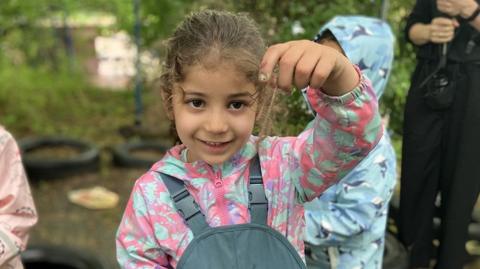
[315,15,395,99]
[304,15,396,269]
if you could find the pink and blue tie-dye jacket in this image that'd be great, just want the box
[0,126,38,269]
[116,72,383,269]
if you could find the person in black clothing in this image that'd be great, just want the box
[399,0,480,268]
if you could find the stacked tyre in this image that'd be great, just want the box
[19,137,100,180]
[21,245,104,269]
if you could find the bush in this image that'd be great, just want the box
[0,66,135,145]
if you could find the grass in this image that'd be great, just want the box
[0,65,171,146]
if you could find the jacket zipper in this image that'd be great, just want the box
[213,169,229,223]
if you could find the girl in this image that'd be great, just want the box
[116,9,382,268]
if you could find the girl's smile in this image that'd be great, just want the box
[199,139,231,154]
[172,61,258,165]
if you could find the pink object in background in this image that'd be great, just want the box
[0,126,38,269]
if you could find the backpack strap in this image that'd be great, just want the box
[248,154,268,225]
[160,154,268,235]
[160,173,209,236]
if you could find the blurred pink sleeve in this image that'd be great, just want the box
[0,127,38,268]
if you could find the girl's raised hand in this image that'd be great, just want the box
[259,40,359,96]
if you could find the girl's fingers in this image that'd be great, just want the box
[259,42,291,83]
[259,40,342,91]
[276,44,305,91]
[310,54,335,89]
[293,49,320,90]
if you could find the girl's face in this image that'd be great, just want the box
[172,62,257,165]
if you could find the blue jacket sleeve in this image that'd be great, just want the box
[304,134,397,246]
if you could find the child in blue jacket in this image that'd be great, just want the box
[303,15,396,269]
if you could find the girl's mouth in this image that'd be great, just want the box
[200,140,231,153]
[204,141,227,146]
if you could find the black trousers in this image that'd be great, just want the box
[399,61,480,269]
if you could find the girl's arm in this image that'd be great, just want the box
[293,70,382,202]
[0,129,38,267]
[260,41,383,203]
[116,175,189,269]
[116,181,171,269]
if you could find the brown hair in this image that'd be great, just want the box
[159,9,275,144]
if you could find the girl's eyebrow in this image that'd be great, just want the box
[180,86,255,99]
[182,90,206,97]
[228,92,255,99]
[178,86,205,96]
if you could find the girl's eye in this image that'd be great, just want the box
[187,99,204,108]
[229,101,245,110]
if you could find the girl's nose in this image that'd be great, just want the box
[204,110,228,133]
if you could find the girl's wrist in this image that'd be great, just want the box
[322,62,360,96]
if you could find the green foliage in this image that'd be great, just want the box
[0,66,135,144]
[0,0,420,156]
[112,0,195,46]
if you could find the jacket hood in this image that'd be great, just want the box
[315,15,395,100]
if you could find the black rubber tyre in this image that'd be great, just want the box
[383,232,409,269]
[19,137,100,179]
[21,245,104,269]
[112,141,168,168]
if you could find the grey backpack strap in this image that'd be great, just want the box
[248,155,268,225]
[160,173,209,236]
[160,154,268,235]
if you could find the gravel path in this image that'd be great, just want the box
[28,167,145,269]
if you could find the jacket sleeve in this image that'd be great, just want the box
[291,68,383,203]
[116,180,172,269]
[304,135,397,245]
[0,129,38,267]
